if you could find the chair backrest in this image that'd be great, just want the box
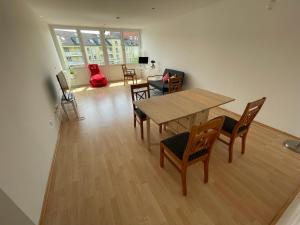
[183,116,225,162]
[121,64,127,75]
[88,64,100,76]
[168,77,183,93]
[130,83,150,110]
[236,97,266,130]
[56,71,70,100]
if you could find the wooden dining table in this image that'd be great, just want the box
[134,88,235,150]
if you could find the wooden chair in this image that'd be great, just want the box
[130,83,162,139]
[168,77,183,93]
[219,97,266,163]
[160,116,224,196]
[165,76,183,131]
[122,64,137,86]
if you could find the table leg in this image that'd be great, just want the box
[189,110,209,130]
[197,110,209,124]
[147,116,151,150]
[189,114,196,130]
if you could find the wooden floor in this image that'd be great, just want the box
[43,83,300,225]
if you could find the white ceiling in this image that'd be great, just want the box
[26,0,220,29]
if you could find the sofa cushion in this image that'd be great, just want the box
[163,69,185,80]
[148,80,169,92]
[148,68,184,93]
[162,73,170,83]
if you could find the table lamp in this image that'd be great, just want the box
[151,60,155,69]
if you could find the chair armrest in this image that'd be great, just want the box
[126,69,136,74]
[147,75,163,82]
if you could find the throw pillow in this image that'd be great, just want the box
[162,73,170,83]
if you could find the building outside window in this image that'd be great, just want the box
[104,30,124,65]
[52,27,140,68]
[80,30,105,65]
[123,31,139,64]
[54,29,84,67]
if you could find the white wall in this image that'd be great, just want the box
[142,0,300,137]
[0,0,61,224]
[0,188,35,225]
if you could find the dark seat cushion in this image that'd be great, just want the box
[222,116,248,134]
[134,108,146,119]
[161,132,208,161]
[148,80,169,92]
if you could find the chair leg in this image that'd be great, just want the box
[159,124,162,134]
[181,167,187,196]
[61,103,69,120]
[203,159,209,183]
[71,100,79,119]
[228,138,235,163]
[140,121,144,140]
[160,144,164,168]
[133,114,136,128]
[241,133,248,154]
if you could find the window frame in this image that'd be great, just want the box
[50,25,141,69]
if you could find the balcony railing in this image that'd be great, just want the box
[64,52,82,57]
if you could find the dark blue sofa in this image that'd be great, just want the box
[147,68,185,94]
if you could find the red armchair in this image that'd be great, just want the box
[88,64,108,87]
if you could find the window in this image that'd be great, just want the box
[80,30,105,65]
[104,31,124,65]
[52,26,140,67]
[123,31,140,64]
[54,29,84,67]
